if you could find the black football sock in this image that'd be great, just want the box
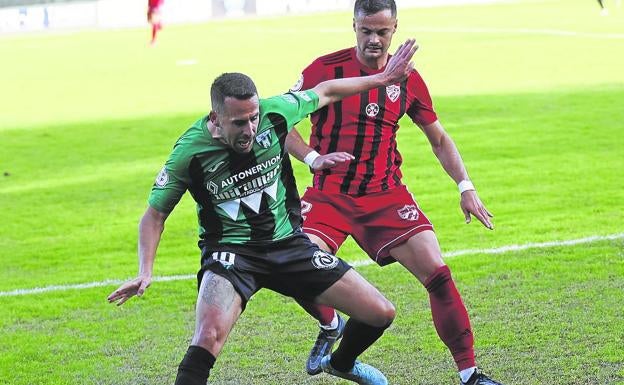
[174,345,216,385]
[329,318,391,372]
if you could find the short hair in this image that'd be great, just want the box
[354,0,397,18]
[210,72,258,113]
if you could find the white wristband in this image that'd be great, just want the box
[458,180,475,194]
[303,151,321,167]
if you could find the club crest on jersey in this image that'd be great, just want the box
[155,166,169,187]
[290,74,304,92]
[386,84,400,102]
[397,204,419,221]
[255,130,272,148]
[212,251,236,269]
[366,103,380,117]
[311,250,339,270]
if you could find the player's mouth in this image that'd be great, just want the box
[237,138,253,151]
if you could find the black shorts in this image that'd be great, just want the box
[197,233,351,308]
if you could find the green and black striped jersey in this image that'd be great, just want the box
[148,90,319,247]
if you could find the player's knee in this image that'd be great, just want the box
[370,298,396,327]
[381,299,396,324]
[192,325,223,352]
[424,264,452,293]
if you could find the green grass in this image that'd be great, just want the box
[1,0,623,384]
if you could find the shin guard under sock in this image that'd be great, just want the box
[330,318,391,372]
[174,345,216,385]
[425,265,476,370]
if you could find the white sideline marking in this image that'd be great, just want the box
[352,233,624,267]
[176,59,198,66]
[1,233,622,297]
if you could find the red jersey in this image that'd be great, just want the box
[148,0,164,9]
[291,47,438,196]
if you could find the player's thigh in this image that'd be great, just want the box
[306,233,332,252]
[148,8,161,23]
[315,269,395,327]
[301,187,352,253]
[352,186,434,264]
[389,229,445,284]
[193,270,244,356]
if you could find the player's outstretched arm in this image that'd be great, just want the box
[285,128,354,170]
[312,38,418,109]
[107,206,169,306]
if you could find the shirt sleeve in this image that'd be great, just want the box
[264,89,320,131]
[147,147,189,213]
[406,70,438,127]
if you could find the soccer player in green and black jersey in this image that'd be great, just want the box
[108,40,417,385]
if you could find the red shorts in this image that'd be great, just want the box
[300,185,434,266]
[147,6,161,19]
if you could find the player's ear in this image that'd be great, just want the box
[352,18,356,32]
[209,110,218,124]
[393,19,398,32]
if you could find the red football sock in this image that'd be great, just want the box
[425,265,476,370]
[151,24,158,42]
[295,299,336,326]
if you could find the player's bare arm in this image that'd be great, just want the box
[285,128,354,170]
[107,206,169,305]
[312,38,418,109]
[420,120,494,230]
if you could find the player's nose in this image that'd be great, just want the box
[242,122,256,137]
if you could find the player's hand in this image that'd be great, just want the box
[382,38,419,84]
[107,275,152,306]
[460,190,494,230]
[311,152,354,170]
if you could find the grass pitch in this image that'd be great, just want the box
[1,0,623,384]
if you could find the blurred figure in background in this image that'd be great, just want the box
[597,0,608,15]
[148,0,164,45]
[597,0,622,14]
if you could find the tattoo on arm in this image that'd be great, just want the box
[200,271,237,312]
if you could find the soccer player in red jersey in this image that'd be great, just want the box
[147,0,164,45]
[286,1,504,384]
